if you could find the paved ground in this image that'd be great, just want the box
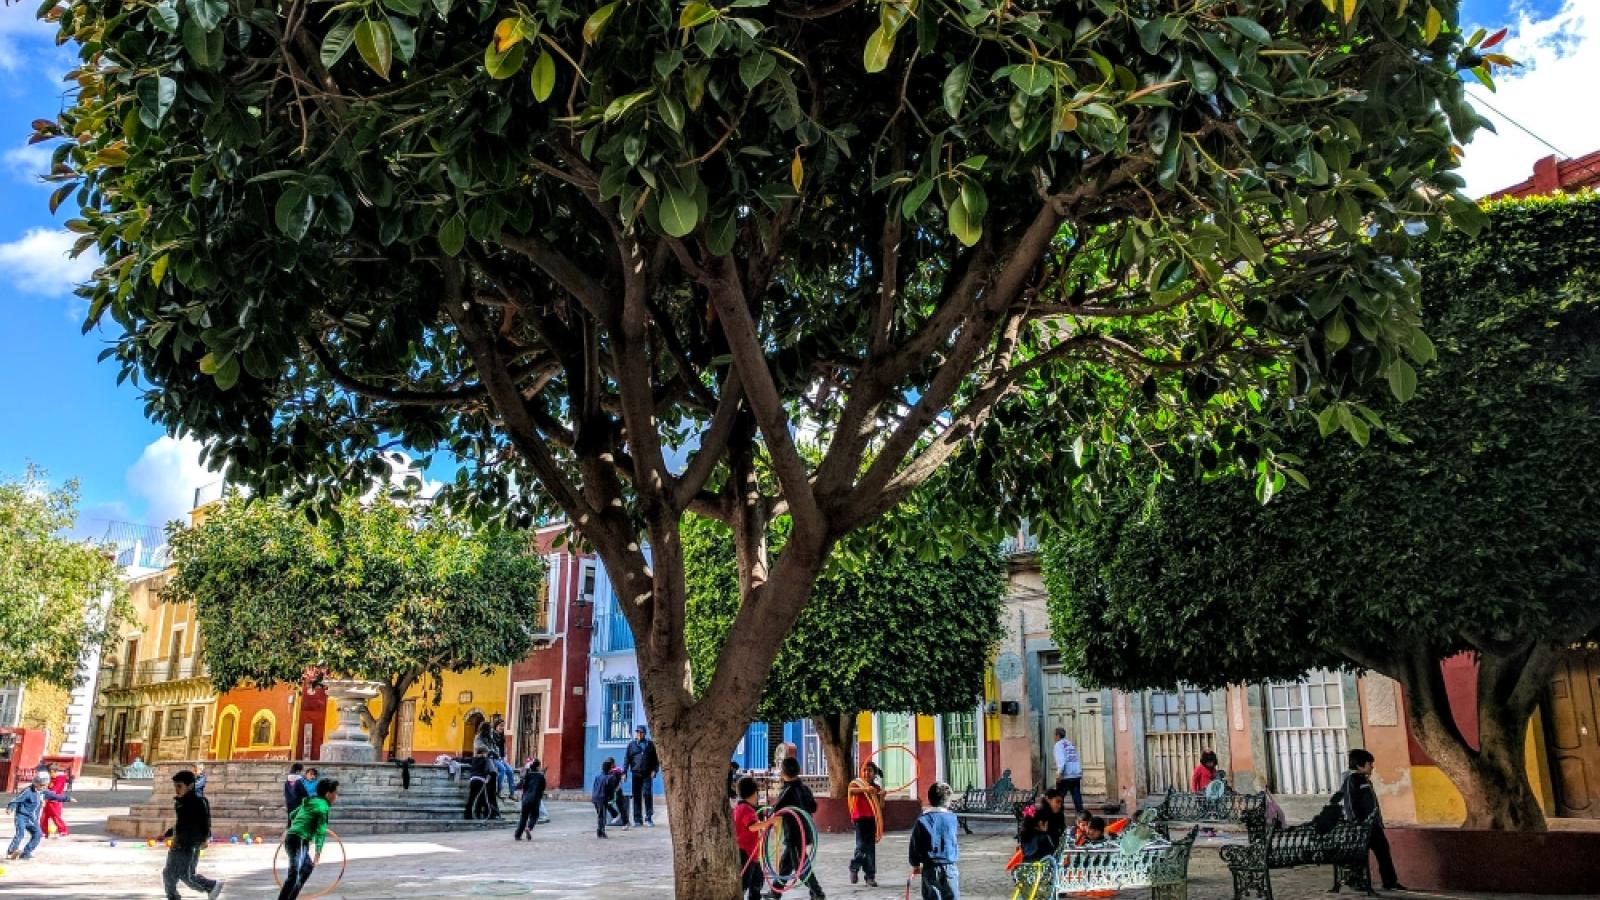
[0,792,1561,898]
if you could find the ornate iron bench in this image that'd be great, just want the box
[1011,824,1199,900]
[1219,811,1377,900]
[111,758,156,789]
[948,771,1036,834]
[1148,788,1268,844]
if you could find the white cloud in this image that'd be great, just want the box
[5,143,52,186]
[125,436,219,528]
[0,5,58,74]
[1457,0,1600,197]
[0,227,98,296]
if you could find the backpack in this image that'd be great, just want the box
[1311,794,1344,835]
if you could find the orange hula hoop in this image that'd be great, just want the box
[849,777,887,843]
[271,828,347,900]
[865,744,921,795]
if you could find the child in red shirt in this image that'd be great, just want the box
[847,761,884,886]
[732,776,764,900]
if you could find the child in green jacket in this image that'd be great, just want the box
[277,778,338,900]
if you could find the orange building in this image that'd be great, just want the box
[212,684,327,761]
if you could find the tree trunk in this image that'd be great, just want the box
[369,671,418,758]
[816,713,858,800]
[1391,643,1551,831]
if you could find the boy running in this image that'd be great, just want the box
[6,772,71,860]
[909,782,960,900]
[278,777,338,900]
[161,770,222,899]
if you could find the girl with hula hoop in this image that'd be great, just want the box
[847,761,886,886]
[277,777,339,900]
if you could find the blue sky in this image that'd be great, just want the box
[0,0,1594,532]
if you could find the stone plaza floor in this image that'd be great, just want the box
[0,791,1559,899]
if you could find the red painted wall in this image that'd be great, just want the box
[1406,653,1479,765]
[507,527,595,789]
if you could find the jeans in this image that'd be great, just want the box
[609,786,629,825]
[163,843,217,899]
[7,815,41,858]
[849,817,876,880]
[776,824,823,897]
[1370,822,1400,888]
[593,800,608,836]
[1055,776,1084,813]
[275,834,315,900]
[630,772,654,822]
[920,862,960,900]
[738,846,763,900]
[514,803,541,838]
[494,759,517,795]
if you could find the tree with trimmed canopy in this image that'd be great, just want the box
[1041,193,1600,832]
[0,467,127,691]
[683,513,1006,798]
[163,496,548,753]
[38,0,1505,887]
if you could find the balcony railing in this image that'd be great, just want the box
[595,608,635,654]
[98,658,208,689]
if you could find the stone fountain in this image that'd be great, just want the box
[318,678,383,763]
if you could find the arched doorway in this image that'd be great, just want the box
[215,713,237,761]
[461,711,484,756]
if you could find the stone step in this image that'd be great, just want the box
[106,815,512,839]
[121,802,482,822]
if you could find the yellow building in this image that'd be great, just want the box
[89,569,216,766]
[323,667,510,763]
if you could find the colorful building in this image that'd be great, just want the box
[211,683,327,761]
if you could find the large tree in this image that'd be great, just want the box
[684,513,1005,797]
[164,497,548,752]
[40,0,1503,888]
[1041,193,1600,831]
[0,467,125,689]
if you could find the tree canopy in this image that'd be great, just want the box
[1041,192,1600,830]
[684,514,1005,792]
[164,496,548,750]
[40,0,1505,890]
[0,467,126,690]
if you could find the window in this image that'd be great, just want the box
[579,560,598,605]
[1147,686,1214,733]
[603,680,635,743]
[166,710,187,738]
[250,714,273,746]
[1268,669,1347,730]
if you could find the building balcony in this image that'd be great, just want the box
[594,608,635,655]
[98,658,209,690]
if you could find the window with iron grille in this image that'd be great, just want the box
[603,679,635,743]
[1146,686,1214,732]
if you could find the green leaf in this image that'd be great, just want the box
[1423,5,1442,43]
[530,50,557,101]
[1387,359,1417,402]
[657,93,684,131]
[1323,312,1350,349]
[213,354,240,391]
[1407,328,1436,364]
[1189,59,1217,94]
[354,17,394,79]
[321,20,357,68]
[388,17,416,63]
[431,0,454,16]
[863,26,894,73]
[198,351,220,375]
[1009,63,1051,96]
[382,0,423,15]
[947,180,986,246]
[150,1,180,33]
[186,0,227,31]
[943,60,971,119]
[901,179,935,218]
[182,16,215,67]
[137,76,177,128]
[658,184,700,237]
[1221,17,1272,44]
[679,2,718,29]
[1344,412,1370,446]
[739,52,776,90]
[438,213,466,256]
[485,41,526,80]
[274,186,315,240]
[705,212,737,256]
[584,2,618,44]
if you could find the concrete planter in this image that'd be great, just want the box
[1385,825,1600,894]
[811,796,922,834]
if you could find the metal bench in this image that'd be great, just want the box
[948,773,1036,834]
[1219,811,1377,900]
[111,758,156,789]
[1148,788,1268,844]
[1012,824,1199,900]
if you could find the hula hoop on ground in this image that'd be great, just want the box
[865,744,920,795]
[271,828,347,900]
[753,806,819,894]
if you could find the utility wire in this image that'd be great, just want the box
[1466,87,1600,190]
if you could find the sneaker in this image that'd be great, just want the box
[597,832,608,839]
[1384,885,1408,893]
[5,851,18,860]
[645,819,654,827]
[622,823,631,831]
[850,870,858,885]
[865,880,878,888]
[208,880,225,899]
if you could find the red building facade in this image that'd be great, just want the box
[1488,150,1600,199]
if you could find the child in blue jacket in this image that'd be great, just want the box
[6,772,71,860]
[910,781,961,900]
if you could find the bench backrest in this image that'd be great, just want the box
[1058,825,1200,886]
[1150,788,1268,843]
[1266,811,1375,868]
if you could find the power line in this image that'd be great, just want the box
[1465,87,1574,160]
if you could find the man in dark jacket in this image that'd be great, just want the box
[623,725,660,827]
[161,770,221,899]
[1339,749,1404,892]
[771,757,824,899]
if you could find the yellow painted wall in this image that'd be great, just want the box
[1410,717,1553,824]
[325,667,509,758]
[19,682,69,755]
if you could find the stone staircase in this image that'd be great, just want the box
[106,759,512,839]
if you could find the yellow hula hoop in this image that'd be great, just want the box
[271,828,347,900]
[849,777,887,843]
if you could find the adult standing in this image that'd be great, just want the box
[624,725,660,827]
[1051,727,1084,814]
[490,716,517,799]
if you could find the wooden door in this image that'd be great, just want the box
[149,711,164,761]
[1546,647,1600,819]
[514,693,542,766]
[1042,660,1108,796]
[187,708,207,760]
[395,699,416,760]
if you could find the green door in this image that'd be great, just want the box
[943,711,981,792]
[877,713,913,796]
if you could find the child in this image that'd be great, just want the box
[731,776,764,900]
[847,760,884,887]
[1069,809,1092,845]
[1080,815,1110,845]
[591,760,614,838]
[1039,789,1067,843]
[42,765,70,838]
[1340,749,1404,892]
[1191,749,1219,793]
[909,781,960,900]
[6,771,71,861]
[605,756,630,828]
[513,758,547,841]
[771,756,823,899]
[1020,809,1056,863]
[161,770,222,899]
[278,777,337,900]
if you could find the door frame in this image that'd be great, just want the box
[510,680,552,767]
[214,711,237,761]
[1544,645,1600,819]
